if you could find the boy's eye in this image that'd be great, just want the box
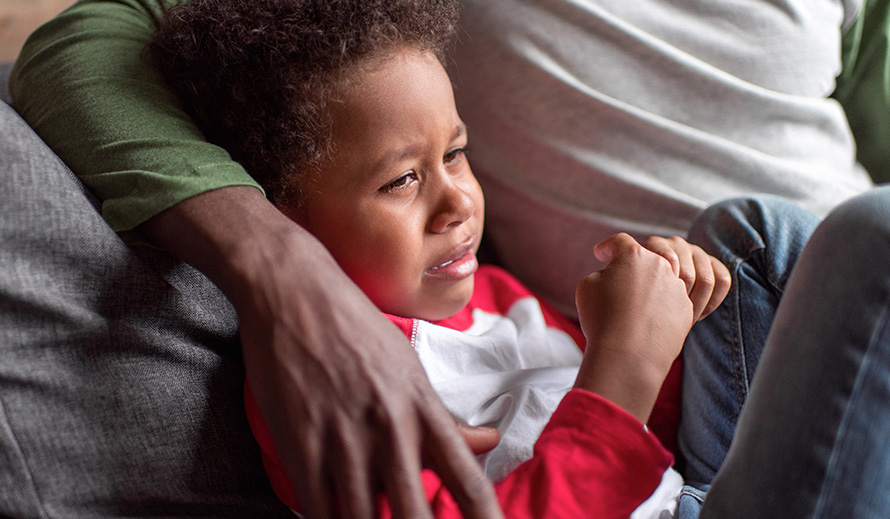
[380,171,418,193]
[444,145,470,164]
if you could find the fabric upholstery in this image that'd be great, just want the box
[0,66,290,517]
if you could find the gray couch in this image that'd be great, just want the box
[0,65,291,517]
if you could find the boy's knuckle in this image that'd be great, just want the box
[699,274,716,288]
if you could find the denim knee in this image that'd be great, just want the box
[678,195,819,488]
[687,196,819,282]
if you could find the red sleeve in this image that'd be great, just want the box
[405,389,674,519]
[496,389,674,517]
[247,386,673,518]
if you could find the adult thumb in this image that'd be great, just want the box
[456,421,501,455]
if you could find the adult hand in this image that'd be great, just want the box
[642,236,731,321]
[141,186,503,519]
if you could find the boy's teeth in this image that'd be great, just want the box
[432,259,455,270]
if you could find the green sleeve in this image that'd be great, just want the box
[834,0,890,184]
[9,0,263,233]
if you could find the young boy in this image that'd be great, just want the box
[151,0,729,517]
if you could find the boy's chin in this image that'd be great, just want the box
[385,281,475,322]
[427,298,472,322]
[431,279,476,321]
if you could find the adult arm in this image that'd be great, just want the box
[10,1,501,517]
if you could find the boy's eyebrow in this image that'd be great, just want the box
[454,123,467,139]
[454,122,467,142]
[374,123,468,172]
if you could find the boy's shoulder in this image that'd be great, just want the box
[385,265,528,336]
[436,265,584,346]
[472,264,536,309]
[387,264,584,346]
[418,264,533,331]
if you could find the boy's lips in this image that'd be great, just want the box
[426,238,479,280]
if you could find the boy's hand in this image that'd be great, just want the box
[573,233,697,423]
[641,236,731,321]
[457,421,501,454]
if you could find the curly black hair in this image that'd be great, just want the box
[150,0,460,208]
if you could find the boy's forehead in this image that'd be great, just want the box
[330,49,461,144]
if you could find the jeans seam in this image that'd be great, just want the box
[730,272,747,410]
[763,248,788,297]
[730,251,757,410]
[732,239,780,400]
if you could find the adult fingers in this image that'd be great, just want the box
[292,428,337,519]
[422,408,504,519]
[379,406,433,519]
[327,419,376,519]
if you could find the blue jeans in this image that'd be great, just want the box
[677,186,890,518]
[679,195,820,489]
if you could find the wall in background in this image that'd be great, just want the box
[0,0,76,62]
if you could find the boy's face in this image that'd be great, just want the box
[292,48,485,321]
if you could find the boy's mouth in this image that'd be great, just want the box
[426,237,478,280]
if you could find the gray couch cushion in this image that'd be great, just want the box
[0,97,290,516]
[0,63,11,104]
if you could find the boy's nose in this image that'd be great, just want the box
[429,175,475,234]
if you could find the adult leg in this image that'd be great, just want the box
[679,195,819,489]
[701,186,890,518]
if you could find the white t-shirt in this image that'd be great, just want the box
[450,0,873,315]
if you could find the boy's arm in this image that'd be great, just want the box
[10,1,501,518]
[490,389,675,517]
[572,234,706,424]
[409,390,675,518]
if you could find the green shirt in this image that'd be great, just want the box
[834,0,890,183]
[10,0,262,234]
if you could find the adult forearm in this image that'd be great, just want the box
[138,186,323,302]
